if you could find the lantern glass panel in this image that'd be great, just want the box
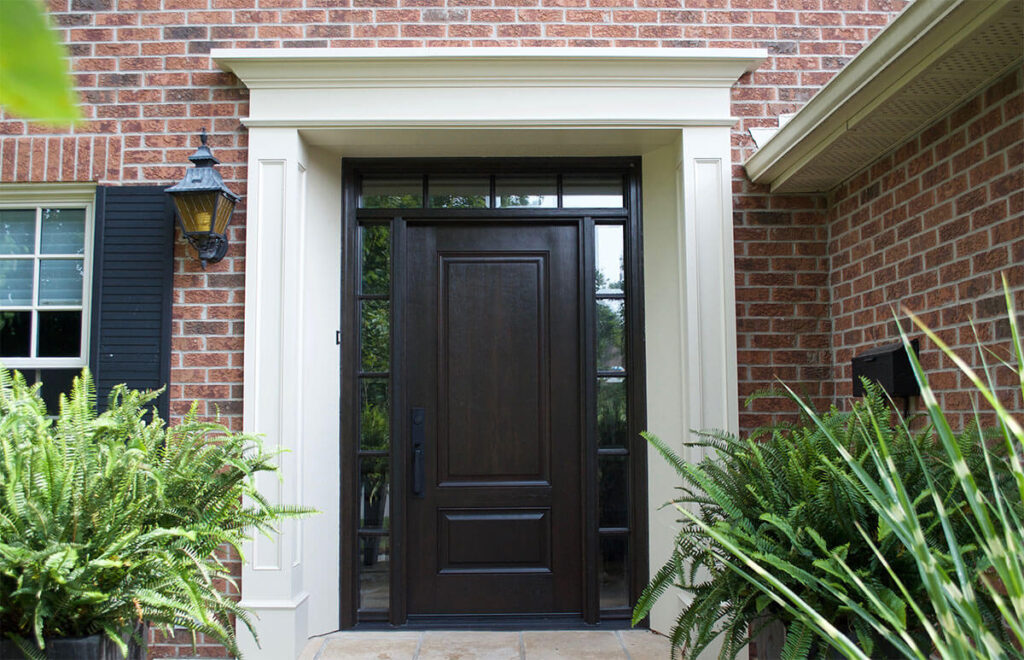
[173,191,219,235]
[213,193,235,236]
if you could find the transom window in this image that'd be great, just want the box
[359,173,626,209]
[0,201,92,370]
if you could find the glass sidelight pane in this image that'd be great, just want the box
[0,311,30,357]
[495,176,557,208]
[563,176,624,208]
[360,300,390,373]
[428,177,490,209]
[359,535,390,609]
[41,209,85,254]
[360,225,390,295]
[37,311,81,357]
[360,178,422,209]
[0,259,34,305]
[599,535,629,609]
[359,379,390,452]
[596,299,625,371]
[0,209,36,255]
[597,378,627,448]
[359,458,390,529]
[599,455,629,529]
[595,225,624,294]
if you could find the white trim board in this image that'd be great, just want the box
[221,48,759,660]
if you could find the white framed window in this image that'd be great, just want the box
[0,184,95,371]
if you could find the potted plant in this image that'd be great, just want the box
[634,380,1014,658]
[0,369,312,659]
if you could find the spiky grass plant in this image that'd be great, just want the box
[0,369,312,659]
[637,276,1022,659]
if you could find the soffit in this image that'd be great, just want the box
[212,47,766,128]
[745,0,1024,194]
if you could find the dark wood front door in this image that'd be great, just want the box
[404,222,583,616]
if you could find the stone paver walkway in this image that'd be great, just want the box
[299,630,672,660]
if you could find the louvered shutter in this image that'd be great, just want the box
[90,186,174,419]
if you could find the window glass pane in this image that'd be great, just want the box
[428,177,490,209]
[599,535,629,609]
[599,455,628,529]
[360,300,389,373]
[0,209,36,255]
[37,311,81,357]
[40,209,85,255]
[597,299,625,371]
[495,176,557,208]
[360,225,390,295]
[563,176,624,208]
[360,457,390,529]
[360,379,390,452]
[38,259,83,306]
[360,178,422,209]
[595,225,624,294]
[359,535,390,609]
[0,259,34,305]
[597,377,627,448]
[0,311,30,357]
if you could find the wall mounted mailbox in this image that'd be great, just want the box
[852,339,921,398]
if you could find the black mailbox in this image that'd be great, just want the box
[851,339,920,398]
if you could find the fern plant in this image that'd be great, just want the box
[634,381,1013,659]
[0,369,312,659]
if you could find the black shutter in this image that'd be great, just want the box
[90,186,175,419]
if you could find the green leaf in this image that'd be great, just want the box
[0,0,79,124]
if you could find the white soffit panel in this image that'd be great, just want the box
[745,0,1024,194]
[212,47,766,128]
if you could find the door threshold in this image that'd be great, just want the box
[355,614,641,631]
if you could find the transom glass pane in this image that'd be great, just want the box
[428,177,489,209]
[0,259,34,305]
[38,260,84,306]
[360,225,390,295]
[360,178,422,209]
[597,299,625,371]
[0,209,35,255]
[41,209,85,254]
[563,176,624,208]
[495,176,557,208]
[595,225,624,294]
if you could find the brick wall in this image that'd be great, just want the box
[0,0,912,438]
[827,68,1024,429]
[0,1,917,656]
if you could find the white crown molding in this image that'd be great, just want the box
[745,0,1024,193]
[213,47,766,128]
[0,182,97,204]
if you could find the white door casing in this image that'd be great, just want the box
[214,47,763,660]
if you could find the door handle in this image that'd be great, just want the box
[411,407,426,498]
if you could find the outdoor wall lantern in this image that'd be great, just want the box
[165,129,240,269]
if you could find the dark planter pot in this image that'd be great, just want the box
[0,627,146,660]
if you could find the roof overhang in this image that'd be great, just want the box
[212,47,766,130]
[745,0,1024,194]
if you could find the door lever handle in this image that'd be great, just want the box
[411,407,426,498]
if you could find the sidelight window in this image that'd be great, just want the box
[357,223,391,615]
